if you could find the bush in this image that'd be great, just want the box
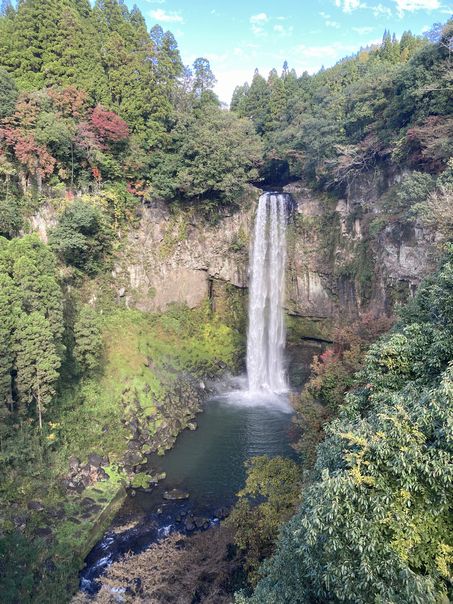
[228,456,301,585]
[49,200,112,273]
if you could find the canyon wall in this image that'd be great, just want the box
[32,169,439,338]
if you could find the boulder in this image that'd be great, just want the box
[88,453,106,468]
[123,451,144,467]
[162,488,189,501]
[193,516,209,530]
[215,507,230,520]
[184,519,195,531]
[12,515,27,530]
[27,500,44,512]
[35,527,53,538]
[68,456,80,472]
[97,468,109,481]
[81,497,96,507]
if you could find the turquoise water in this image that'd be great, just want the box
[146,391,297,514]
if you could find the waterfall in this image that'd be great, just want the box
[246,192,289,393]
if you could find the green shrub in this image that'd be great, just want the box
[49,201,112,273]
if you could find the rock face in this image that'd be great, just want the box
[112,195,254,314]
[284,171,438,329]
[31,175,438,337]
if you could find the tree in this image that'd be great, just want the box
[240,249,453,604]
[150,106,263,202]
[49,200,111,272]
[11,255,63,341]
[230,82,249,112]
[0,273,16,410]
[0,68,18,119]
[228,456,301,585]
[14,312,61,429]
[241,70,270,134]
[0,198,23,238]
[73,305,103,374]
[265,69,286,131]
[90,104,129,144]
[192,57,217,98]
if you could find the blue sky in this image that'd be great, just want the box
[130,0,452,103]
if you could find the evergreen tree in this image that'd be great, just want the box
[242,70,270,134]
[73,305,103,373]
[192,57,217,98]
[14,312,60,429]
[72,0,91,17]
[2,0,71,89]
[0,273,16,410]
[0,68,18,119]
[7,235,64,341]
[265,68,286,131]
[230,82,249,112]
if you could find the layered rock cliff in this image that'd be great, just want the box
[31,168,439,340]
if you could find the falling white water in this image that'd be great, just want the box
[246,192,289,393]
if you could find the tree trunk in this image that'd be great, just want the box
[36,375,42,431]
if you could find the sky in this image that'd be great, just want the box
[130,0,452,103]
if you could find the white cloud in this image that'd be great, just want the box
[370,3,393,16]
[334,0,363,12]
[250,12,269,23]
[352,25,375,33]
[295,42,355,59]
[250,14,269,36]
[273,23,294,35]
[250,17,268,35]
[320,12,342,27]
[149,8,184,22]
[214,68,256,105]
[394,0,440,13]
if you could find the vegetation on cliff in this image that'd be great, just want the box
[232,22,452,192]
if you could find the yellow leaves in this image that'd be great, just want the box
[338,431,367,447]
[350,465,376,486]
[399,489,411,502]
[435,544,453,579]
[339,432,377,487]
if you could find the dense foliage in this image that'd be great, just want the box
[0,235,63,422]
[0,0,262,206]
[239,248,453,604]
[232,22,453,190]
[228,456,301,585]
[0,2,451,602]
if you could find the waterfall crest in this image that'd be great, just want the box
[246,192,289,393]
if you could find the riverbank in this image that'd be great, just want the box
[73,339,322,599]
[0,304,242,603]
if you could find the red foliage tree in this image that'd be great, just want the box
[75,120,101,152]
[0,127,55,181]
[47,86,88,119]
[90,105,129,144]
